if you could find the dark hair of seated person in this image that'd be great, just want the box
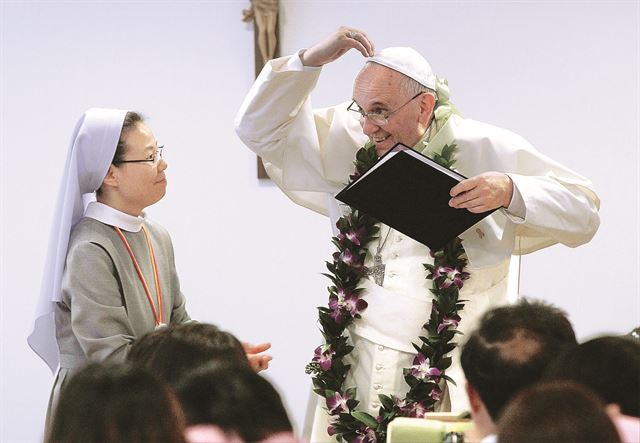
[45,362,186,443]
[498,380,621,443]
[175,362,292,442]
[545,335,640,417]
[460,299,577,421]
[127,322,249,387]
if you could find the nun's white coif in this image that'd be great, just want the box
[28,108,127,372]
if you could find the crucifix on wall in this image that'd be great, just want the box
[242,0,280,179]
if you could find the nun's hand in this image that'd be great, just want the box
[301,26,374,67]
[242,341,273,372]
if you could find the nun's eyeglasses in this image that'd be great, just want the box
[114,146,164,166]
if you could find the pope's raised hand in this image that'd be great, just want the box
[301,26,374,67]
[242,341,273,372]
[449,172,514,213]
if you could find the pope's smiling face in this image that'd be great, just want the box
[352,63,435,157]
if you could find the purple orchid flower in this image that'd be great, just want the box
[437,314,462,334]
[433,266,469,289]
[411,402,429,419]
[328,294,345,324]
[393,396,407,409]
[353,427,377,443]
[432,266,449,279]
[312,344,335,371]
[328,288,349,310]
[327,417,339,436]
[340,248,356,266]
[343,293,367,317]
[329,289,368,324]
[410,354,442,381]
[326,391,350,414]
[329,308,345,324]
[345,230,361,246]
[401,401,429,419]
[429,386,442,401]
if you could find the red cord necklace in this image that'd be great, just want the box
[114,225,165,327]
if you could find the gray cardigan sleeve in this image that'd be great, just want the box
[61,241,135,362]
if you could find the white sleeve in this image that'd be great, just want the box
[508,170,600,250]
[234,52,367,216]
[503,176,526,221]
[453,118,600,259]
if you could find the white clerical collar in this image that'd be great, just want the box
[85,201,145,232]
[413,121,434,152]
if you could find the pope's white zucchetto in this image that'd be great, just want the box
[368,47,436,90]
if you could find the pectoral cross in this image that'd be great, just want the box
[367,252,386,287]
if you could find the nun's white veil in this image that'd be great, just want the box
[28,108,127,372]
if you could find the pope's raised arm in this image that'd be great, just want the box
[234,28,371,215]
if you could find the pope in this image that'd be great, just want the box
[235,26,600,441]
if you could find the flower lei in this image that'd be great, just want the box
[305,78,469,443]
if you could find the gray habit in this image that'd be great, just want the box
[47,217,191,420]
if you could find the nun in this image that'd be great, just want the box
[28,109,270,424]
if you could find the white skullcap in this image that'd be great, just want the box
[368,47,436,90]
[28,107,127,372]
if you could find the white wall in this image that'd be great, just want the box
[1,1,637,442]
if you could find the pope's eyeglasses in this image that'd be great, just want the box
[114,146,164,166]
[347,92,424,126]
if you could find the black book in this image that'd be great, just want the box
[335,143,497,251]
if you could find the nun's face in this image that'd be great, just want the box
[115,122,167,212]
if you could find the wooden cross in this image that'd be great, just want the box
[242,0,280,179]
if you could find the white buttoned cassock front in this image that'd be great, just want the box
[235,51,600,442]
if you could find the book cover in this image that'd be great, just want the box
[335,143,496,251]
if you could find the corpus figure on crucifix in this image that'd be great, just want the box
[242,0,279,66]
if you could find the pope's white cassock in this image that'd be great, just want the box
[234,50,600,441]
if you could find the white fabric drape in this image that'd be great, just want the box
[28,108,127,372]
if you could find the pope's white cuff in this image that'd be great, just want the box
[503,174,526,222]
[288,49,323,72]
